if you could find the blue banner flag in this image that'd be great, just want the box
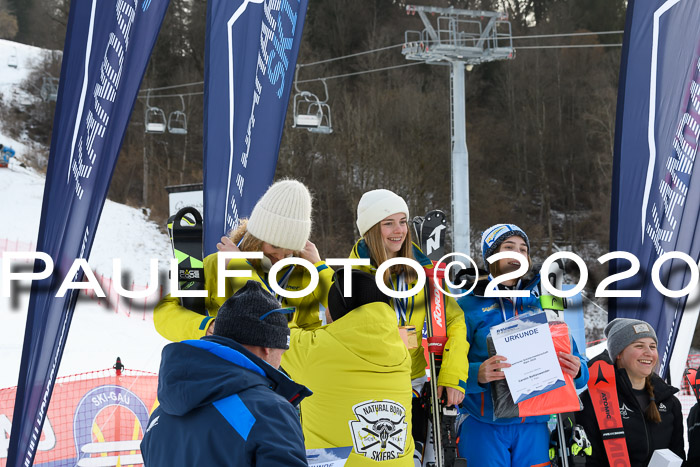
[202,0,309,256]
[6,1,169,466]
[610,0,700,379]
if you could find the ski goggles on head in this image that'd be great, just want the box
[260,307,296,323]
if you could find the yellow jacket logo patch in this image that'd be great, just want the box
[348,400,407,461]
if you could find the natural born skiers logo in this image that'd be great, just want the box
[224,0,300,234]
[349,400,407,461]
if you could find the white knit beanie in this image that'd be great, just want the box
[356,189,410,237]
[246,180,311,251]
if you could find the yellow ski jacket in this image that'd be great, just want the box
[349,239,469,392]
[154,252,334,342]
[282,302,414,466]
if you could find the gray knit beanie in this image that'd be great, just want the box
[605,318,658,362]
[214,281,292,349]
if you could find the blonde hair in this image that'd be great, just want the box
[363,222,418,285]
[227,220,265,270]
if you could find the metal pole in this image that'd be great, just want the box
[143,137,149,206]
[451,62,470,256]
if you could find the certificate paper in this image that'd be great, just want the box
[491,312,565,404]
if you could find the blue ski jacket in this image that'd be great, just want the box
[140,335,312,466]
[457,274,589,425]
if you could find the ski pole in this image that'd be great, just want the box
[556,414,569,467]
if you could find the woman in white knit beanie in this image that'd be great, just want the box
[154,179,334,342]
[348,189,469,460]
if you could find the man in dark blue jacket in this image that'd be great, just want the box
[141,281,312,466]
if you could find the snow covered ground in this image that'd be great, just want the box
[0,39,172,389]
[0,159,173,389]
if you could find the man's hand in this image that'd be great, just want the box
[437,386,464,407]
[477,355,511,384]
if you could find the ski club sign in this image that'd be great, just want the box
[1,375,157,467]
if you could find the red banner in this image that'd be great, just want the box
[1,369,157,467]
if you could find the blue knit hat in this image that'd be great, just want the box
[481,224,530,268]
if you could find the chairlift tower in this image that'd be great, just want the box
[403,5,514,257]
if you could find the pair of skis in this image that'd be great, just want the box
[414,210,466,467]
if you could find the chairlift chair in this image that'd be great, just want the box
[144,90,166,134]
[40,76,59,102]
[292,72,333,134]
[168,95,187,135]
[7,47,18,68]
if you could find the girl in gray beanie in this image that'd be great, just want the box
[578,318,685,465]
[154,179,335,342]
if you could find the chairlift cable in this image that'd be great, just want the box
[136,31,625,93]
[511,30,624,40]
[297,61,424,84]
[299,43,404,67]
[137,91,204,99]
[516,43,622,49]
[138,81,204,94]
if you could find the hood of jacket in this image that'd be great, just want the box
[157,335,311,416]
[323,301,411,369]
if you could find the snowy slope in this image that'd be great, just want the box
[0,39,48,162]
[0,39,172,389]
[0,161,173,390]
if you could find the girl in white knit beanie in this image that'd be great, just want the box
[154,179,334,342]
[348,188,469,461]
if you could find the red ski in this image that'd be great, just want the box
[587,360,631,467]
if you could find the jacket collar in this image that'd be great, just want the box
[192,336,312,404]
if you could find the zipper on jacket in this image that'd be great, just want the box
[619,369,651,460]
